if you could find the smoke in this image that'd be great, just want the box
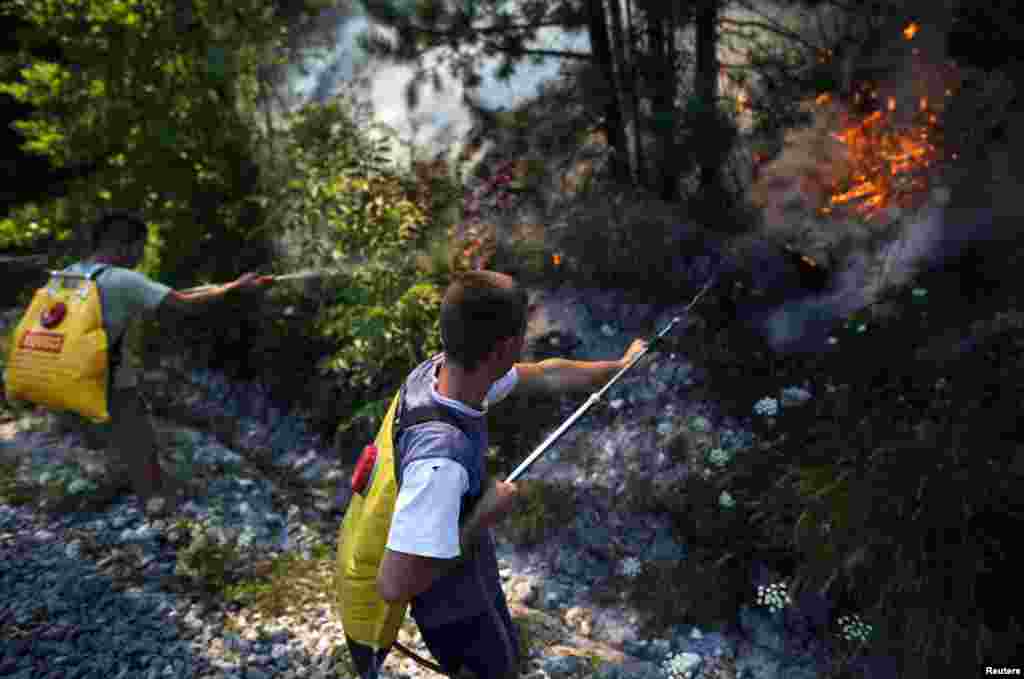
[736,5,1017,353]
[279,4,588,170]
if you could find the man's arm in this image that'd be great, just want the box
[156,287,229,319]
[156,273,273,320]
[514,358,625,396]
[513,338,649,397]
[158,284,238,318]
[377,479,519,604]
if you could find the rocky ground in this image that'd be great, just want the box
[1,268,892,679]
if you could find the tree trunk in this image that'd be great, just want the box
[622,0,648,188]
[585,0,630,184]
[642,1,682,202]
[604,0,642,187]
[695,0,721,193]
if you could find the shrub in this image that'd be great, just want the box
[0,458,35,506]
[702,278,1024,676]
[224,546,334,618]
[174,509,247,593]
[501,479,576,547]
[621,545,749,640]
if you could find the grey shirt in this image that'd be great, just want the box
[64,262,172,388]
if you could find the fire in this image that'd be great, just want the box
[552,253,562,267]
[817,86,943,220]
[903,23,919,40]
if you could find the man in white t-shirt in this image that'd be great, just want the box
[75,210,272,516]
[346,269,647,678]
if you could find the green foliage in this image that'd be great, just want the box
[174,514,246,593]
[0,458,36,507]
[502,479,576,546]
[484,390,566,479]
[0,0,288,281]
[688,265,1024,676]
[623,548,749,639]
[334,396,392,448]
[259,96,451,400]
[319,278,443,390]
[224,546,334,617]
[512,614,542,676]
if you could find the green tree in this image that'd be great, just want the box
[355,0,867,206]
[0,0,296,284]
[258,93,453,401]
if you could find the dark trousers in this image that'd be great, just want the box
[345,636,391,679]
[345,595,520,679]
[417,594,520,679]
[94,388,165,501]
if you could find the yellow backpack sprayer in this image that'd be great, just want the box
[4,264,117,422]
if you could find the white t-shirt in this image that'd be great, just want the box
[386,361,518,558]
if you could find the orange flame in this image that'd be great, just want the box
[552,253,562,267]
[822,88,943,220]
[903,23,919,40]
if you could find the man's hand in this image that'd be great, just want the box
[460,480,520,555]
[476,480,520,527]
[619,338,650,367]
[231,272,275,292]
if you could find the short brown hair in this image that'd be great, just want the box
[440,270,528,372]
[92,209,148,250]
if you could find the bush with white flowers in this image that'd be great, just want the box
[707,447,733,467]
[837,614,874,644]
[662,651,702,679]
[754,397,779,417]
[780,386,812,407]
[621,556,643,578]
[756,580,792,613]
[688,415,711,433]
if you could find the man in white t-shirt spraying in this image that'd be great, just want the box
[69,209,272,516]
[346,269,647,678]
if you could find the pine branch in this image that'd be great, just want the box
[718,18,826,54]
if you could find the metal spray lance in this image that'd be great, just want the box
[504,276,717,483]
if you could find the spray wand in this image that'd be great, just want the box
[178,268,349,294]
[505,275,718,483]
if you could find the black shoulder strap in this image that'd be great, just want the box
[86,263,111,280]
[391,382,471,488]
